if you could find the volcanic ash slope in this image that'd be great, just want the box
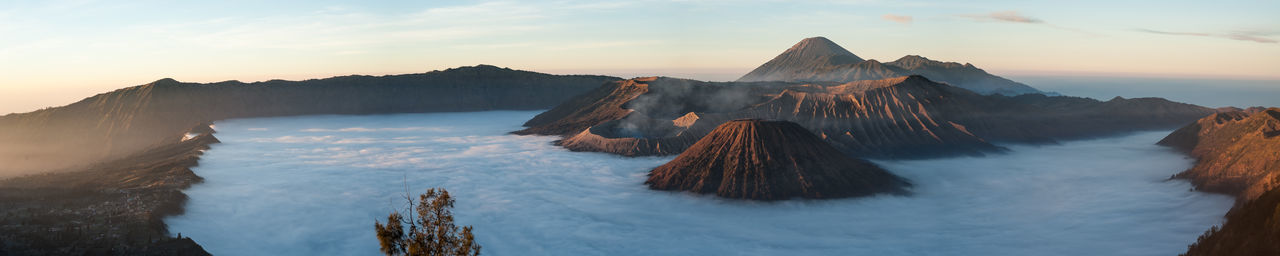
[646,119,910,200]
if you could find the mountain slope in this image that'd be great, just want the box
[1182,183,1280,256]
[737,37,1042,95]
[645,119,909,200]
[518,75,1211,158]
[885,55,1041,96]
[0,65,618,177]
[0,129,217,255]
[1159,107,1280,200]
[1159,107,1280,256]
[737,37,866,82]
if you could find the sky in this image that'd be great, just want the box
[1,0,1277,114]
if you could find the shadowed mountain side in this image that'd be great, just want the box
[645,120,909,200]
[517,75,1212,159]
[0,65,618,177]
[1158,107,1280,200]
[945,94,1214,143]
[0,130,218,255]
[1182,180,1280,256]
[737,37,1042,95]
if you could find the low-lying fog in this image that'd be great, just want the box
[166,111,1233,256]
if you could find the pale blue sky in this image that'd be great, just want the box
[1,0,1277,114]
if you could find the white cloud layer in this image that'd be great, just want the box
[961,11,1043,23]
[168,111,1232,256]
[1136,29,1278,44]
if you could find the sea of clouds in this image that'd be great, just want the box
[165,111,1233,256]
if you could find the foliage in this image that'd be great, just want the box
[375,188,480,256]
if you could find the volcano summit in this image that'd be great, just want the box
[646,119,910,200]
[738,37,1042,96]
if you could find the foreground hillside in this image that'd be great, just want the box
[0,129,217,255]
[1158,108,1280,256]
[516,76,1212,159]
[0,65,617,177]
[1183,186,1280,256]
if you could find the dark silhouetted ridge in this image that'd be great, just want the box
[0,65,619,177]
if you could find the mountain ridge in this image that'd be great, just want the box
[1160,107,1280,256]
[0,65,619,177]
[517,75,1212,158]
[738,37,1043,95]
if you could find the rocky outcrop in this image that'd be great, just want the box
[1155,108,1280,256]
[739,76,1004,158]
[514,78,653,136]
[555,113,703,156]
[645,120,909,200]
[1157,108,1280,256]
[0,65,618,177]
[518,75,1212,159]
[737,37,1042,95]
[1159,107,1280,200]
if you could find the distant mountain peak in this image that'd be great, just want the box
[787,36,861,60]
[446,64,508,71]
[151,78,180,85]
[886,55,948,68]
[739,36,1042,95]
[895,55,930,61]
[737,37,867,82]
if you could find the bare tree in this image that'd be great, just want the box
[375,188,480,256]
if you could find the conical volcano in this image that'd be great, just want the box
[737,36,1043,95]
[738,36,867,82]
[645,119,910,200]
[772,36,863,62]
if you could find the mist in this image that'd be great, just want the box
[166,111,1232,256]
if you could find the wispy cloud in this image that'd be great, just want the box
[881,14,913,24]
[958,10,1099,36]
[961,11,1042,23]
[1136,29,1277,44]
